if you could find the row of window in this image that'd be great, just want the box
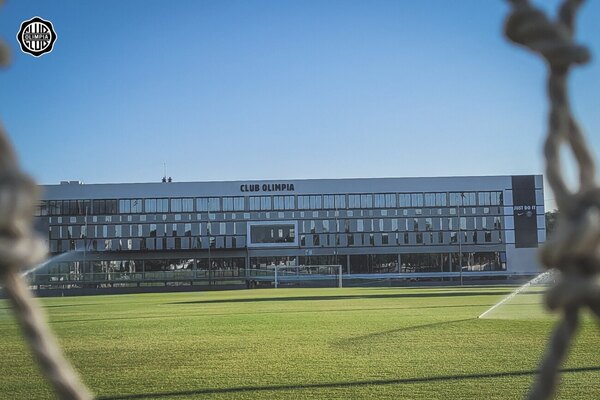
[38,191,504,216]
[49,229,503,253]
[32,252,505,276]
[48,217,504,241]
[299,231,502,246]
[45,205,506,226]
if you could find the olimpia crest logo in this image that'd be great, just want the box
[16,17,57,57]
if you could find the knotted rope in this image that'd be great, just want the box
[505,0,600,399]
[0,4,92,398]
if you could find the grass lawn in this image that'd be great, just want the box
[0,286,598,399]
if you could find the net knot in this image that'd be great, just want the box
[540,197,600,275]
[0,171,46,274]
[505,2,590,71]
[545,276,600,311]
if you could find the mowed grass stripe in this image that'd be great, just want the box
[0,287,598,399]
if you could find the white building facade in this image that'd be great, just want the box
[32,175,545,288]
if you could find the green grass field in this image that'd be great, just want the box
[0,286,598,399]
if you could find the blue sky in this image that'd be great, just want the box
[0,1,599,210]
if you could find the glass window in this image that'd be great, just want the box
[273,196,283,210]
[249,224,296,244]
[223,198,234,211]
[260,196,272,211]
[309,195,322,209]
[131,199,142,213]
[411,193,424,207]
[182,198,194,212]
[284,196,294,210]
[298,196,310,210]
[494,216,502,230]
[234,197,245,211]
[360,194,373,208]
[349,195,360,209]
[208,197,220,212]
[374,194,385,208]
[171,198,182,213]
[424,193,435,207]
[145,199,156,213]
[323,195,334,209]
[119,199,130,214]
[157,199,169,212]
[196,198,208,212]
[249,197,260,211]
[94,200,106,214]
[385,194,396,208]
[335,195,346,209]
[435,193,447,206]
[425,218,432,231]
[399,194,411,207]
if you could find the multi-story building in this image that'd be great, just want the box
[31,175,545,289]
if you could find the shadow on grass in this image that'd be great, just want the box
[97,366,600,400]
[168,290,529,305]
[25,303,484,326]
[333,317,476,346]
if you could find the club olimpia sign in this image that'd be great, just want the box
[240,183,295,192]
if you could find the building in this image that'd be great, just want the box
[31,175,545,290]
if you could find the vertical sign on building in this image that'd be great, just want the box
[511,175,538,248]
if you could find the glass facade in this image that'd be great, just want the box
[32,177,545,289]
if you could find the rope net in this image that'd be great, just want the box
[0,1,597,399]
[505,0,599,399]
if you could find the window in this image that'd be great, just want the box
[494,216,502,229]
[309,195,322,209]
[273,196,284,210]
[435,193,447,206]
[425,218,432,231]
[260,196,272,211]
[411,193,424,207]
[223,198,234,211]
[196,198,208,212]
[335,195,346,209]
[182,198,194,212]
[425,193,435,207]
[249,224,296,245]
[399,194,411,207]
[298,196,310,210]
[208,198,220,212]
[145,199,157,213]
[234,197,245,211]
[157,199,169,212]
[171,198,182,212]
[349,195,360,209]
[323,195,334,209]
[131,199,142,213]
[284,196,294,210]
[385,193,397,208]
[360,194,373,208]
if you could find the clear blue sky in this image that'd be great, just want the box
[1,1,599,210]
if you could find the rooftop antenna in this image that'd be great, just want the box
[162,161,167,183]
